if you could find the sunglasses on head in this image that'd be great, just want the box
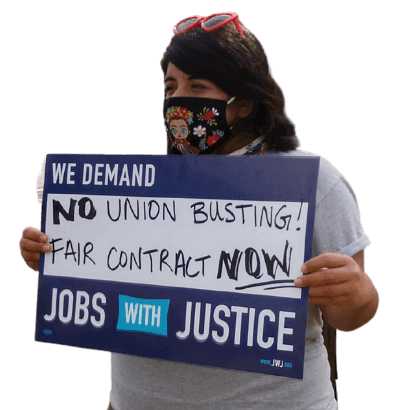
[173,12,246,38]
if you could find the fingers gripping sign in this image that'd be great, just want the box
[294,253,368,309]
[20,227,51,271]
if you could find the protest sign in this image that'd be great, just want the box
[35,154,319,379]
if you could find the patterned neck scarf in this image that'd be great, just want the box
[227,135,269,156]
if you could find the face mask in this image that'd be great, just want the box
[163,96,236,155]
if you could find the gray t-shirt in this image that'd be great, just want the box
[108,150,369,410]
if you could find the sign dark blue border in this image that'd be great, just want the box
[35,154,319,379]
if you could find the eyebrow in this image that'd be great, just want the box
[164,76,210,83]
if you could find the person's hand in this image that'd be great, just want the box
[294,252,378,331]
[294,253,368,308]
[20,227,51,271]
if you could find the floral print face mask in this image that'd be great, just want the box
[163,96,235,155]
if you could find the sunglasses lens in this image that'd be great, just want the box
[203,14,231,29]
[176,17,198,33]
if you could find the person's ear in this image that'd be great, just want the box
[236,99,254,119]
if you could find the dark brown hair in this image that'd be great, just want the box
[161,20,299,151]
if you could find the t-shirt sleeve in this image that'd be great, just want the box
[312,159,370,257]
[37,158,46,203]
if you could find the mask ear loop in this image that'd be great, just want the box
[227,96,240,130]
[227,96,236,105]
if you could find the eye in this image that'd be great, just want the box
[182,128,188,134]
[165,84,176,97]
[192,83,206,91]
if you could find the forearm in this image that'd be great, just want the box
[320,272,379,331]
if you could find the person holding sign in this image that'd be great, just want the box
[20,12,378,410]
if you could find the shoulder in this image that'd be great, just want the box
[261,149,353,206]
[37,158,46,203]
[261,149,369,256]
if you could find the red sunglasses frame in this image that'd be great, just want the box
[173,12,246,38]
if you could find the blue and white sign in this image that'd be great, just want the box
[35,154,319,379]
